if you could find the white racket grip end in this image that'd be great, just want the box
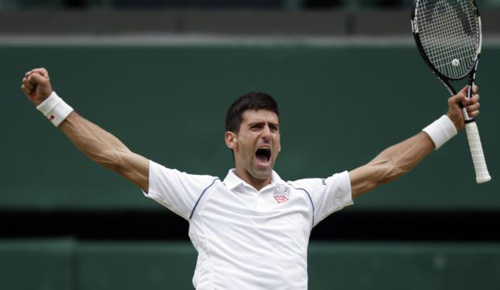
[465,122,491,184]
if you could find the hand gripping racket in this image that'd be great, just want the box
[411,0,491,183]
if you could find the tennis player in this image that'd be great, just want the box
[21,67,481,290]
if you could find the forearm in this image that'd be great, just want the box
[369,132,434,182]
[350,113,461,198]
[59,112,130,170]
[21,69,149,191]
[350,132,434,198]
[58,112,149,191]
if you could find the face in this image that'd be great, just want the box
[225,109,281,188]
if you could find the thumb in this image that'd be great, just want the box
[458,85,469,97]
[453,91,468,107]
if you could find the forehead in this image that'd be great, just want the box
[241,109,279,124]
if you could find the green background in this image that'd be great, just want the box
[1,239,499,290]
[1,40,499,289]
[1,41,498,211]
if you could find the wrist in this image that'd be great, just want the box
[36,91,74,127]
[31,90,54,107]
[422,115,458,150]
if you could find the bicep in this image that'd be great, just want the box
[349,163,389,199]
[349,132,435,199]
[115,151,150,192]
[60,112,150,192]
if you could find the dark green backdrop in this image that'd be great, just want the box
[1,40,498,210]
[1,239,499,290]
[0,41,500,290]
[1,39,500,290]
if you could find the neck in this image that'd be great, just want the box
[233,169,272,191]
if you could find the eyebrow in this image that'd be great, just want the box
[248,121,280,128]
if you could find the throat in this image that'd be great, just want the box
[234,169,272,191]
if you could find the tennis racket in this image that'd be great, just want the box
[411,0,491,183]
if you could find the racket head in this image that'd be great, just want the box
[411,0,482,81]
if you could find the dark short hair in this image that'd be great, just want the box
[225,92,279,133]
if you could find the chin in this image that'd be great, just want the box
[251,168,273,180]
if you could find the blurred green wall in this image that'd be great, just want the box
[1,40,498,211]
[1,240,499,290]
[1,39,500,290]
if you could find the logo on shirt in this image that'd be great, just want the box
[274,195,289,203]
[273,184,289,204]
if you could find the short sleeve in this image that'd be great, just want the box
[143,160,218,220]
[290,171,353,227]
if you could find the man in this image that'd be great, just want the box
[21,67,480,289]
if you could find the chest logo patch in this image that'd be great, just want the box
[273,185,290,204]
[274,195,289,203]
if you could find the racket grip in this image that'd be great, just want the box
[465,121,491,183]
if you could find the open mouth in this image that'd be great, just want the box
[255,148,272,164]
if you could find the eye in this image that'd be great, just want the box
[250,124,263,131]
[269,124,279,132]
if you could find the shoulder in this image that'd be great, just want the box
[148,160,219,196]
[150,160,217,181]
[288,171,350,193]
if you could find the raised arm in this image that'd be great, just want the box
[349,86,481,199]
[21,68,149,192]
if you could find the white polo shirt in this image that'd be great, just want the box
[144,160,353,290]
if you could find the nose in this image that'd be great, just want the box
[261,125,272,140]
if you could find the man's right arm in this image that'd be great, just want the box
[21,68,149,192]
[59,112,149,192]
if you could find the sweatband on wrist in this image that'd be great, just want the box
[422,115,457,150]
[36,91,74,127]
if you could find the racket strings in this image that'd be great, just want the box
[416,0,479,78]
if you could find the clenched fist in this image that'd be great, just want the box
[21,68,53,106]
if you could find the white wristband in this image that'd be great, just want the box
[36,91,74,127]
[422,115,457,150]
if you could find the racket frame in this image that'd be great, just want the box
[411,0,491,183]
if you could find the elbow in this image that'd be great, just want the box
[103,150,143,185]
[374,159,409,185]
[90,149,127,173]
[108,150,131,176]
[352,154,418,198]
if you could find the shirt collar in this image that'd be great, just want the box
[223,169,287,191]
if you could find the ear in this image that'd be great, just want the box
[225,131,238,151]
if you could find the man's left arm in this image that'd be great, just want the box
[349,86,481,199]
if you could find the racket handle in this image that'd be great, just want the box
[465,121,491,183]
